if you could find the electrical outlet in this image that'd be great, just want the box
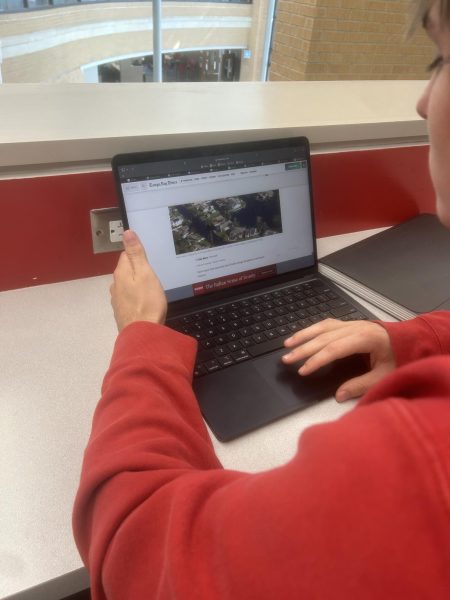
[109,219,124,243]
[90,207,124,254]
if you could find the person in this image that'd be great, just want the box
[73,1,450,597]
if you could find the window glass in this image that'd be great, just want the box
[0,0,263,83]
[0,0,433,84]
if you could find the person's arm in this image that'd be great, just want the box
[73,232,449,599]
[379,311,450,366]
[73,320,449,599]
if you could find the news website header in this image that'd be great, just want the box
[122,161,308,195]
[118,146,308,183]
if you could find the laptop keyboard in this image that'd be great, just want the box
[168,279,367,378]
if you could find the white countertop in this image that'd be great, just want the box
[0,81,428,172]
[0,229,393,599]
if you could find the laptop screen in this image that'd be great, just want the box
[114,138,316,303]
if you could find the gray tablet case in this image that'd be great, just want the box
[320,213,450,317]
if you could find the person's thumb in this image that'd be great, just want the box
[335,368,385,403]
[122,229,148,274]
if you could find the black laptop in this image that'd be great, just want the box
[112,137,375,441]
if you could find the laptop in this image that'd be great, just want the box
[112,137,375,441]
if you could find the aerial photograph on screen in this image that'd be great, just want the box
[169,190,283,255]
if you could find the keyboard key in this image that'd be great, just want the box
[231,349,251,363]
[205,359,221,373]
[239,327,252,338]
[295,310,308,319]
[299,318,312,328]
[264,309,277,319]
[328,298,348,308]
[275,315,288,325]
[228,341,242,352]
[218,355,234,367]
[265,329,279,340]
[214,346,228,357]
[252,333,266,344]
[318,303,330,312]
[226,331,239,341]
[330,304,356,318]
[194,364,207,377]
[309,315,323,324]
[276,325,290,336]
[285,314,297,322]
[247,337,284,357]
[201,339,217,349]
[263,319,276,330]
[241,316,255,326]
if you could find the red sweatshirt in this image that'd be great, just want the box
[73,313,450,599]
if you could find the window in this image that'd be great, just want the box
[0,0,433,84]
[0,0,271,83]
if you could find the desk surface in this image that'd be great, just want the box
[0,228,393,600]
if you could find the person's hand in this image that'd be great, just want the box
[110,230,167,332]
[282,318,395,402]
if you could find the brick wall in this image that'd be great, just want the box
[269,0,434,81]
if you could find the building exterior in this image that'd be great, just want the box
[269,0,434,81]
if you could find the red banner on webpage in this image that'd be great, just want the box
[193,264,278,296]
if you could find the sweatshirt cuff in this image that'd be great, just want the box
[113,321,198,373]
[376,316,444,367]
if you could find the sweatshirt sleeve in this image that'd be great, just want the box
[73,321,450,600]
[378,311,450,366]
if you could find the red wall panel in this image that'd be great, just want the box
[0,172,119,292]
[0,145,436,292]
[311,145,435,237]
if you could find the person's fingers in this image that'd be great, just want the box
[283,318,350,348]
[282,324,357,365]
[335,366,390,402]
[122,229,149,276]
[295,331,374,375]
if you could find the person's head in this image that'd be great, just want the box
[416,0,450,226]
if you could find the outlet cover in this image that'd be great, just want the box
[90,207,123,254]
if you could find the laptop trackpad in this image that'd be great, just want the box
[195,349,367,442]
